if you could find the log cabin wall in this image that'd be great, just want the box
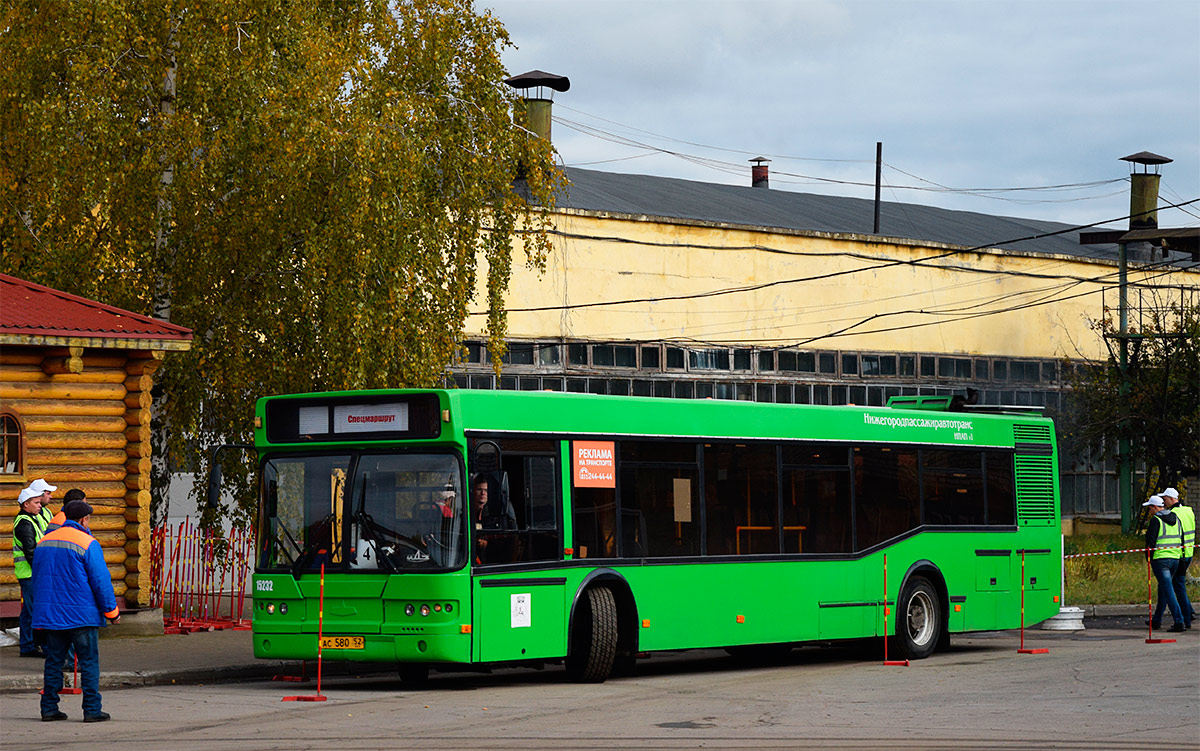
[0,345,165,611]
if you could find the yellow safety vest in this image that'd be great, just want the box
[11,512,48,580]
[1151,513,1184,560]
[1173,504,1195,559]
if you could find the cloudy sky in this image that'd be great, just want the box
[482,0,1199,231]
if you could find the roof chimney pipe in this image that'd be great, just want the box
[503,70,570,142]
[1120,151,1171,231]
[750,157,770,189]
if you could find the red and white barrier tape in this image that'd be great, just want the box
[1064,543,1188,559]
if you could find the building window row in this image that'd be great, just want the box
[459,340,1062,384]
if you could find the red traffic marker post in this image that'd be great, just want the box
[283,563,329,701]
[1144,557,1177,645]
[881,554,909,667]
[1016,550,1049,654]
[60,654,82,695]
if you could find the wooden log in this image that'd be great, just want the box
[124,505,150,524]
[125,424,151,443]
[24,414,128,434]
[124,555,142,573]
[89,514,126,532]
[27,448,128,466]
[3,399,126,417]
[0,351,43,366]
[123,390,151,410]
[124,473,149,491]
[111,577,127,597]
[125,456,151,475]
[80,355,129,370]
[103,547,126,564]
[125,441,148,458]
[26,466,124,482]
[0,382,126,401]
[41,354,83,375]
[125,409,150,426]
[125,523,143,540]
[124,374,154,392]
[124,537,151,559]
[93,530,124,546]
[125,351,164,375]
[1,365,127,384]
[27,431,126,449]
[36,482,127,500]
[125,488,150,508]
[0,582,18,600]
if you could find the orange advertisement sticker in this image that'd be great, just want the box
[574,441,616,488]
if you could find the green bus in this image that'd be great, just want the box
[239,389,1061,683]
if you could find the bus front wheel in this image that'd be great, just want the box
[566,586,618,683]
[895,576,941,660]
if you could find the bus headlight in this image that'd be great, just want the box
[279,603,288,615]
[266,603,275,615]
[420,604,431,617]
[405,604,415,617]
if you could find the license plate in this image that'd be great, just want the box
[319,636,364,650]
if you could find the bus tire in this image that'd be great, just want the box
[566,586,618,683]
[895,576,941,660]
[398,663,429,688]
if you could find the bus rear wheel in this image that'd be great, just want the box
[895,576,941,660]
[566,586,618,683]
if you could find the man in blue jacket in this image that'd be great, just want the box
[31,499,121,722]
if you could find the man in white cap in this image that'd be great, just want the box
[12,487,49,656]
[1160,488,1194,629]
[1143,494,1185,632]
[27,478,58,528]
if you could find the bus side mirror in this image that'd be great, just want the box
[206,462,223,511]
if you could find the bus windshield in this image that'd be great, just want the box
[258,451,466,572]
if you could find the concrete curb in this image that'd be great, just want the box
[1078,604,1149,616]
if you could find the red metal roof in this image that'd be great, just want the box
[0,273,193,342]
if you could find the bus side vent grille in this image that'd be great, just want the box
[1015,455,1056,526]
[1013,424,1052,444]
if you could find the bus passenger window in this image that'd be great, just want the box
[922,450,984,525]
[573,488,617,558]
[855,447,919,550]
[704,443,778,555]
[618,440,701,557]
[985,451,1016,525]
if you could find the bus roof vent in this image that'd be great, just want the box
[887,395,954,411]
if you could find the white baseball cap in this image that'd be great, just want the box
[28,478,57,494]
[1160,487,1179,499]
[1143,495,1164,508]
[17,487,39,505]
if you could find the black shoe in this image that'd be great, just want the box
[83,711,110,723]
[1145,620,1162,629]
[20,650,45,658]
[41,711,68,722]
[1166,623,1186,633]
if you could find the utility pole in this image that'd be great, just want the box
[873,142,882,234]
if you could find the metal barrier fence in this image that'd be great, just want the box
[148,519,254,632]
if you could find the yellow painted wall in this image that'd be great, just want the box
[468,210,1197,360]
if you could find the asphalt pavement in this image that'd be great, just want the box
[0,603,1175,695]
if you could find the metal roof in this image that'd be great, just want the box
[558,167,1127,260]
[0,273,193,346]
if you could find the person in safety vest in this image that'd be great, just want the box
[31,499,120,723]
[27,478,58,528]
[1143,494,1186,632]
[1161,487,1194,629]
[12,487,50,657]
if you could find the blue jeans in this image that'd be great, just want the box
[18,578,36,654]
[1173,557,1194,626]
[1151,557,1184,628]
[41,627,102,718]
